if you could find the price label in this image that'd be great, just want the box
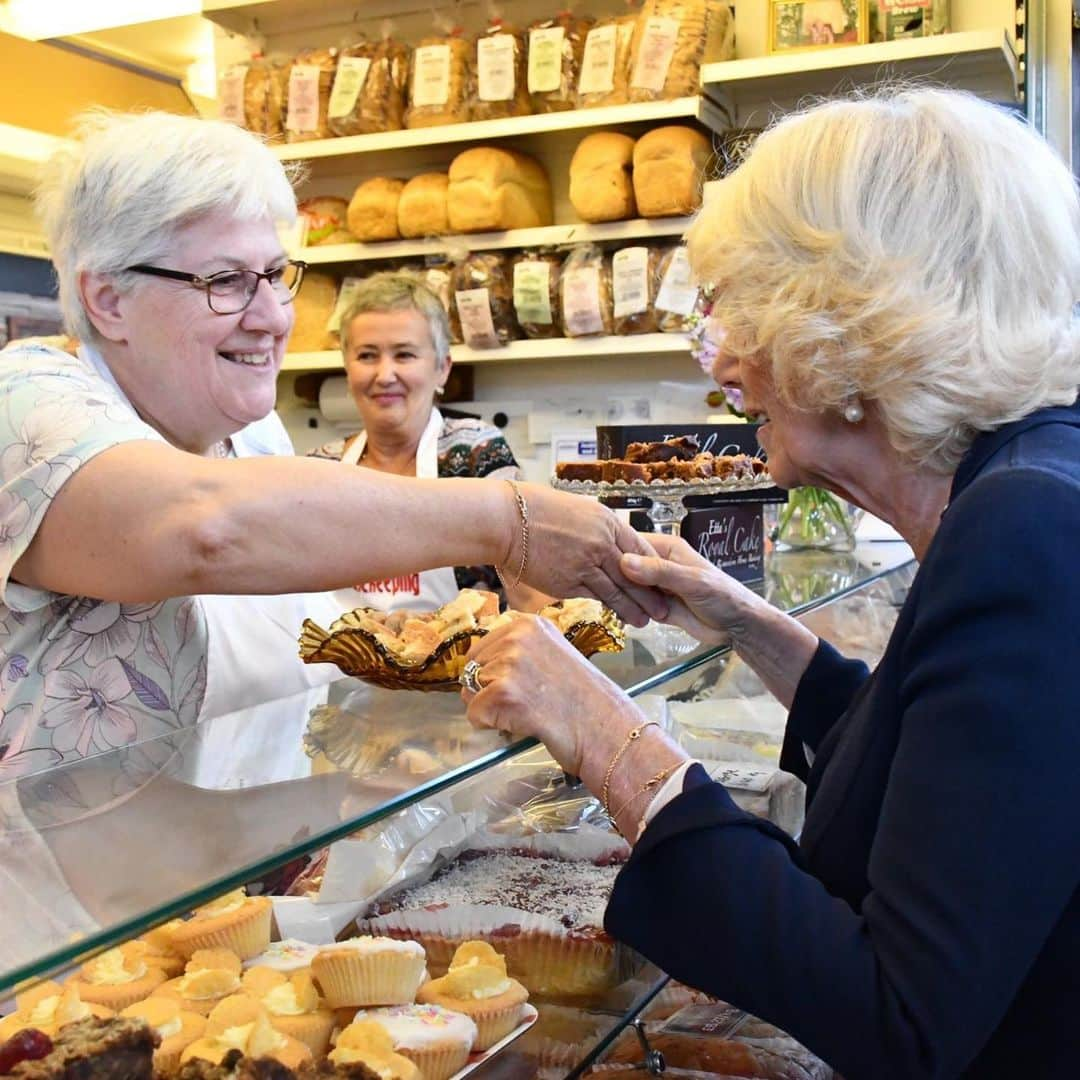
[630,17,680,93]
[219,64,247,125]
[456,288,500,348]
[655,247,698,316]
[563,266,604,335]
[613,247,649,318]
[412,44,451,108]
[528,26,564,93]
[578,24,617,96]
[513,261,553,325]
[286,64,321,133]
[328,56,372,119]
[477,34,516,102]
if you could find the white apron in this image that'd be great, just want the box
[328,408,461,617]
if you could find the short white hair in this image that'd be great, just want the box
[687,87,1080,472]
[37,109,300,344]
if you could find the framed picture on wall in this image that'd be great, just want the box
[769,1,869,52]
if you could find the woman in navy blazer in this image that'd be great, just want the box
[461,88,1080,1079]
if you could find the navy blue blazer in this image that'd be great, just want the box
[605,403,1080,1079]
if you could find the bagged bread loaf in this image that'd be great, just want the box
[576,15,636,108]
[397,174,450,238]
[289,272,340,352]
[447,147,553,233]
[298,196,354,246]
[285,48,337,142]
[452,253,519,349]
[405,33,472,128]
[654,245,699,332]
[236,56,289,140]
[612,245,661,335]
[560,244,613,338]
[328,38,409,136]
[346,178,405,242]
[512,250,562,339]
[569,132,637,223]
[472,20,531,121]
[633,125,712,217]
[527,13,593,113]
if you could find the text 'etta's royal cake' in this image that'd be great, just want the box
[363,850,624,1002]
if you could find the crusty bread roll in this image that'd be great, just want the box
[632,125,712,218]
[569,132,637,223]
[289,271,339,352]
[447,147,553,233]
[397,173,450,238]
[346,177,405,242]
[298,196,353,246]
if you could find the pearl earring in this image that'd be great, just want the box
[842,399,864,424]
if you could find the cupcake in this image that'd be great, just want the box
[312,938,427,1008]
[188,949,244,976]
[170,889,273,960]
[120,996,206,1072]
[153,964,243,1017]
[330,1020,420,1080]
[244,939,322,976]
[417,942,528,1051]
[350,1005,477,1080]
[67,944,167,1010]
[0,983,112,1040]
[182,1004,311,1070]
[241,969,335,1056]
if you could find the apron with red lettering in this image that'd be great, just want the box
[329,408,461,616]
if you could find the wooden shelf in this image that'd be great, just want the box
[701,30,1019,123]
[283,333,692,372]
[301,216,694,265]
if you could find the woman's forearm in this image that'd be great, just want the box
[730,591,820,709]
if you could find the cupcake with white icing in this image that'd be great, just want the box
[312,937,427,1008]
[348,1005,477,1080]
[243,938,321,976]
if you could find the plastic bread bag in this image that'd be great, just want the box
[233,54,290,141]
[451,251,519,348]
[655,244,699,332]
[612,244,661,335]
[512,249,562,339]
[285,47,338,142]
[575,12,636,109]
[405,17,473,129]
[560,243,614,337]
[328,24,410,136]
[472,7,532,121]
[528,8,594,113]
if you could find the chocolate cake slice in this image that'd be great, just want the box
[624,436,700,463]
[176,1050,298,1080]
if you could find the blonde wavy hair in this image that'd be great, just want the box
[687,87,1080,472]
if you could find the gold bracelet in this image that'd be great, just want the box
[609,763,682,829]
[497,479,530,589]
[600,720,660,814]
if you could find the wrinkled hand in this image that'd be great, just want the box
[461,615,644,778]
[512,484,667,628]
[619,533,760,645]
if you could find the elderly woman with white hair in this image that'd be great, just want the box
[0,109,662,781]
[461,88,1080,1077]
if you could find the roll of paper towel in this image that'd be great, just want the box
[318,376,359,424]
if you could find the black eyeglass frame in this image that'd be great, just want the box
[124,260,308,314]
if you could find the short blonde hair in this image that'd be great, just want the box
[339,272,451,362]
[37,109,300,344]
[687,87,1080,472]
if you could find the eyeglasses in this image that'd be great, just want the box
[124,260,308,315]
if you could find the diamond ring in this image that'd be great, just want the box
[459,659,484,694]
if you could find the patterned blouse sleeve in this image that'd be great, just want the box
[0,347,163,612]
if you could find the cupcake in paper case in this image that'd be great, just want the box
[121,995,207,1073]
[66,943,168,1010]
[170,889,273,960]
[182,1004,312,1070]
[329,1019,421,1080]
[416,942,528,1051]
[244,938,323,976]
[346,1006,476,1080]
[0,982,113,1040]
[241,968,336,1056]
[153,964,244,1017]
[312,938,427,1008]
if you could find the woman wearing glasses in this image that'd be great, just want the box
[0,109,662,780]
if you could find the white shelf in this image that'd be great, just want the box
[701,30,1019,123]
[283,333,691,372]
[301,216,694,265]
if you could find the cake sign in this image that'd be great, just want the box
[680,505,766,583]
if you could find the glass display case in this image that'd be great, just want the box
[0,542,915,1077]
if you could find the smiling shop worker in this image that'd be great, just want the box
[309,273,547,613]
[0,109,663,781]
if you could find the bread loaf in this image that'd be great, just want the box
[328,38,409,136]
[612,245,661,335]
[569,133,637,223]
[451,253,519,348]
[560,244,613,338]
[628,0,730,102]
[347,178,405,242]
[528,14,593,113]
[298,197,353,246]
[447,147,553,233]
[576,15,635,109]
[397,174,450,238]
[633,125,712,217]
[242,56,289,141]
[472,22,531,121]
[654,245,699,332]
[405,35,472,128]
[285,48,336,143]
[289,272,339,352]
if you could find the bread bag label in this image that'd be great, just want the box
[579,24,618,96]
[327,277,365,335]
[412,44,452,107]
[655,247,698,316]
[219,64,247,125]
[528,26,565,93]
[631,17,680,93]
[563,266,605,335]
[328,56,372,119]
[613,247,650,318]
[514,261,553,325]
[287,65,321,133]
[423,267,453,314]
[456,288,500,348]
[477,34,516,102]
